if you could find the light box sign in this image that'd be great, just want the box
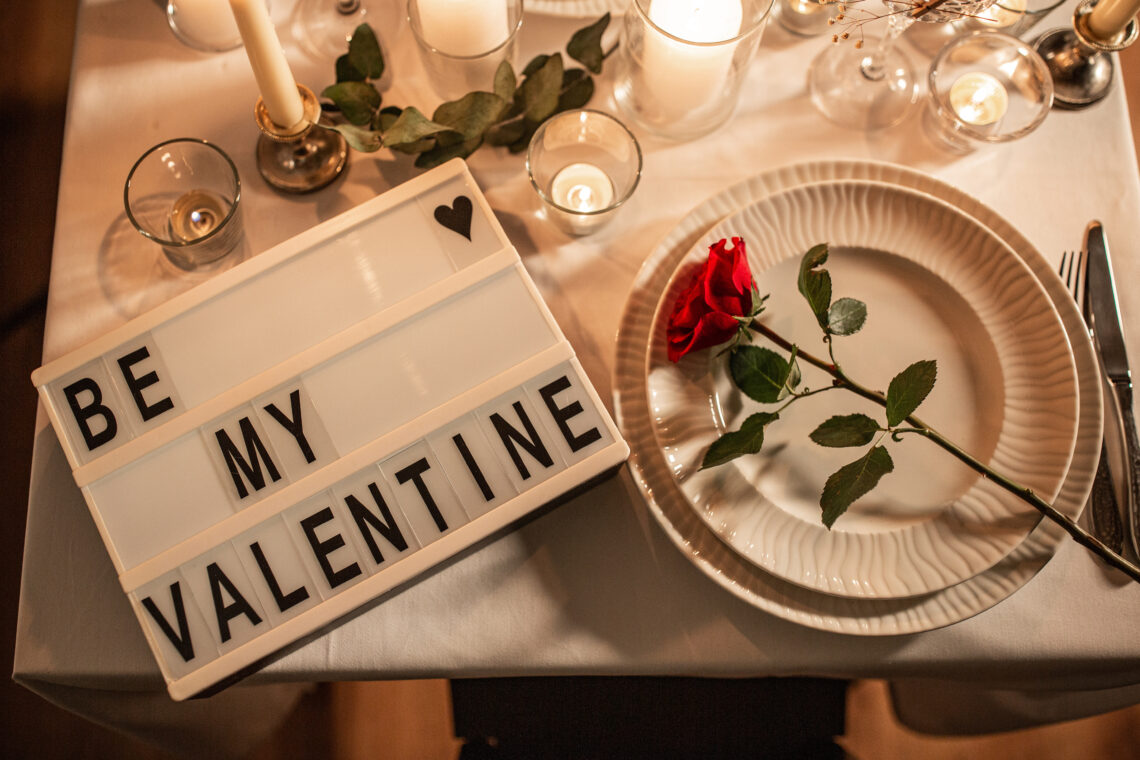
[32,161,629,700]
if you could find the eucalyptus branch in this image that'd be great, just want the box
[748,318,1140,584]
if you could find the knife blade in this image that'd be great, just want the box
[1084,220,1140,559]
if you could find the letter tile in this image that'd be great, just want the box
[131,569,219,682]
[231,516,321,626]
[426,414,517,520]
[283,491,368,600]
[524,363,612,466]
[179,543,271,654]
[48,358,132,465]
[416,175,501,270]
[109,334,183,434]
[379,442,469,546]
[204,404,288,507]
[253,382,339,483]
[476,388,567,495]
[331,467,420,573]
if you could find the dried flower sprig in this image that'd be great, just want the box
[824,0,991,46]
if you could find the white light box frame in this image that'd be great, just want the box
[32,160,629,700]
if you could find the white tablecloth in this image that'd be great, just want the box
[16,0,1140,754]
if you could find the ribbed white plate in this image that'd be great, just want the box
[613,160,1101,633]
[646,180,1078,598]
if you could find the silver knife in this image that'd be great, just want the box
[1085,220,1140,559]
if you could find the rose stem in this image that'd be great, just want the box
[748,318,1140,584]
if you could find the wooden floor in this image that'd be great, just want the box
[6,3,1140,758]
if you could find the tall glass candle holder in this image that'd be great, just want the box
[614,0,774,141]
[527,110,642,236]
[408,0,523,101]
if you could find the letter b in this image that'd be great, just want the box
[62,377,118,451]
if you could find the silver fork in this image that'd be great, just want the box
[1061,250,1126,553]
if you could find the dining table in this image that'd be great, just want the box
[15,0,1140,756]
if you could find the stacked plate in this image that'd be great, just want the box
[613,161,1102,634]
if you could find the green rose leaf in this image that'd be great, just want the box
[567,12,610,74]
[335,54,365,83]
[414,135,484,169]
[433,91,509,140]
[730,345,799,404]
[798,243,832,328]
[820,446,894,528]
[557,68,595,113]
[885,359,938,427]
[347,24,384,80]
[701,412,779,469]
[494,60,517,103]
[321,81,381,126]
[521,53,563,123]
[827,297,867,336]
[381,106,452,148]
[810,414,880,448]
[324,122,382,153]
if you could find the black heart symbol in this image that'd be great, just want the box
[434,195,473,241]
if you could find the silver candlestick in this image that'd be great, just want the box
[1034,0,1138,108]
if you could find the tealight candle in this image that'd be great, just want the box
[415,0,510,57]
[642,0,744,119]
[778,0,834,36]
[976,0,1027,27]
[1088,0,1140,40]
[949,71,1009,126]
[229,0,305,130]
[551,163,615,213]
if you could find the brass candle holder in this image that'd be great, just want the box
[254,83,348,193]
[1034,0,1138,108]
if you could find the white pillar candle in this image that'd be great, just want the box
[171,0,241,48]
[416,0,511,57]
[1088,0,1140,40]
[976,0,1027,28]
[229,0,305,129]
[551,163,615,212]
[949,72,1009,126]
[641,0,744,119]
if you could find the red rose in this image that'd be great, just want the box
[666,237,755,362]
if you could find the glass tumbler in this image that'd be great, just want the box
[124,138,244,270]
[614,0,775,141]
[167,0,246,52]
[407,0,524,100]
[527,109,642,236]
[925,31,1054,153]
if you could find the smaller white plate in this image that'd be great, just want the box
[646,180,1079,598]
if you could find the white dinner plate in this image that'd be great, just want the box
[613,160,1101,634]
[646,180,1079,598]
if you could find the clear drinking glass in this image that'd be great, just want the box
[924,30,1054,152]
[957,0,1067,38]
[407,0,524,100]
[777,0,838,36]
[167,0,248,51]
[614,0,775,141]
[809,0,999,130]
[124,138,244,270]
[526,110,642,236]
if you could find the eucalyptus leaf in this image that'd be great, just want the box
[701,412,779,469]
[827,297,867,336]
[433,91,509,139]
[810,414,880,448]
[323,122,382,152]
[494,60,516,103]
[522,54,551,78]
[414,135,484,169]
[521,53,563,123]
[347,24,384,79]
[798,244,832,328]
[376,105,403,132]
[886,359,937,427]
[336,54,365,83]
[557,69,595,112]
[820,446,894,528]
[567,12,610,74]
[321,81,381,126]
[485,116,528,147]
[381,106,452,148]
[508,121,539,153]
[730,345,797,404]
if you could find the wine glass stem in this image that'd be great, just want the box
[860,13,914,81]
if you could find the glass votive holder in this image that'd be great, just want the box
[924,31,1053,153]
[407,0,523,101]
[124,138,244,270]
[167,0,246,52]
[776,0,837,37]
[614,0,775,141]
[956,0,1066,38]
[526,110,642,237]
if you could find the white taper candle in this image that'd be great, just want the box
[1087,0,1140,40]
[229,0,305,129]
